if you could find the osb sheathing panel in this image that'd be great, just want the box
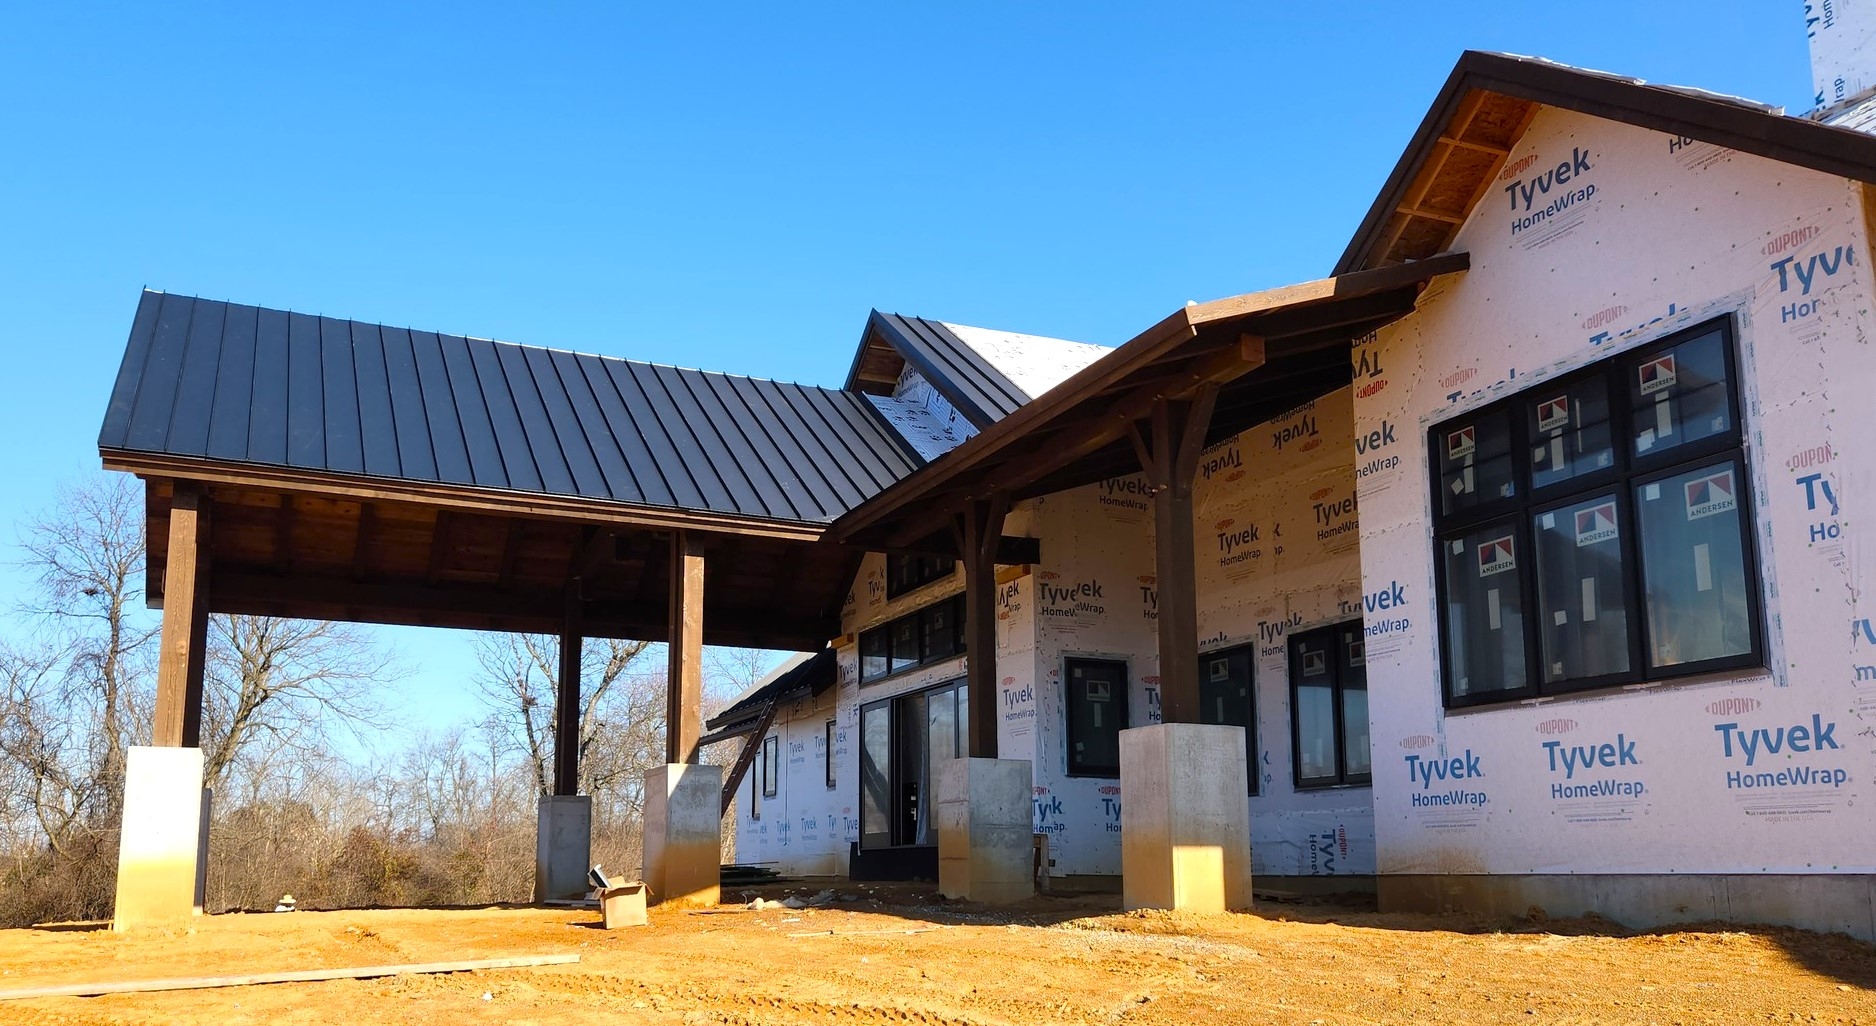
[1459,94,1536,149]
[1421,147,1502,215]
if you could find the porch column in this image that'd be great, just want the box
[938,493,1034,903]
[115,482,213,929]
[1133,390,1216,724]
[666,530,704,765]
[953,493,1007,759]
[644,529,720,907]
[1120,387,1253,913]
[153,484,211,748]
[536,583,591,902]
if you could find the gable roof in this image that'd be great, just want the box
[846,312,1031,428]
[1337,50,1876,274]
[99,291,924,527]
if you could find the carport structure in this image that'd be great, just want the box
[97,291,922,925]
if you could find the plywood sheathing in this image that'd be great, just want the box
[1376,90,1540,266]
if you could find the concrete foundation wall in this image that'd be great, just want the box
[1380,874,1876,942]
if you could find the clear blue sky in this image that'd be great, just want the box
[0,2,1816,741]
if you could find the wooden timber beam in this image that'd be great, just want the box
[952,492,1009,759]
[667,530,705,765]
[1127,385,1221,725]
[202,570,833,650]
[554,583,583,796]
[101,451,832,544]
[153,482,211,748]
[874,335,1265,550]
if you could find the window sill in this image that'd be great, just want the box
[858,656,967,690]
[1293,781,1373,793]
[1443,661,1773,715]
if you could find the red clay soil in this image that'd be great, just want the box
[0,886,1870,1025]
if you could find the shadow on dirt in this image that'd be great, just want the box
[718,879,1876,991]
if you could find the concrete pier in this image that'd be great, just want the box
[1118,722,1251,913]
[534,795,593,903]
[937,758,1035,903]
[112,746,208,930]
[643,763,721,908]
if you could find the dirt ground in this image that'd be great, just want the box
[0,885,1871,1025]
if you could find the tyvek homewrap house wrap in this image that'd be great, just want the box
[722,31,1876,939]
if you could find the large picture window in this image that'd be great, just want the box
[858,594,967,684]
[1289,623,1371,788]
[1429,317,1763,708]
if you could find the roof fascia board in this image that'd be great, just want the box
[104,450,832,543]
[1337,50,1876,273]
[842,311,899,394]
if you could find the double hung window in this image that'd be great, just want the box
[1430,318,1763,708]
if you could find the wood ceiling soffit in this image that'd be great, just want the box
[1379,90,1539,265]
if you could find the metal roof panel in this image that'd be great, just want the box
[99,293,920,525]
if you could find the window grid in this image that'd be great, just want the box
[858,594,968,684]
[1428,317,1765,709]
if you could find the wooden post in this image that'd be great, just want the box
[1129,386,1220,725]
[953,493,1008,759]
[153,483,211,748]
[666,531,705,765]
[554,584,582,796]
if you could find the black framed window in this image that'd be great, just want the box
[1289,622,1371,789]
[858,594,968,684]
[761,734,779,798]
[825,720,837,789]
[1199,644,1257,795]
[886,552,955,599]
[1430,317,1763,708]
[1065,657,1128,777]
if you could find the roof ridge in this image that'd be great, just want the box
[138,288,853,395]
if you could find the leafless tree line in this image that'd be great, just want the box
[0,475,763,926]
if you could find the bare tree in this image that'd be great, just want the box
[15,475,157,821]
[473,633,662,798]
[199,614,396,785]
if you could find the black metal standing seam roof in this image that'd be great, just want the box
[703,647,837,734]
[98,292,926,523]
[868,312,1031,429]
